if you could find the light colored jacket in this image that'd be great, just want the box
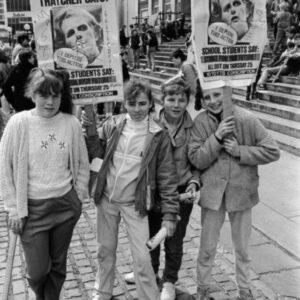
[85,113,179,220]
[0,110,90,218]
[188,106,280,212]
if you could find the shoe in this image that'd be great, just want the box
[160,282,176,300]
[236,289,254,300]
[124,271,135,284]
[197,288,215,300]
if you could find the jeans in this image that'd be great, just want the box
[197,203,252,291]
[149,186,193,283]
[93,198,160,300]
[21,189,82,300]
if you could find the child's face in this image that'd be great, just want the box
[202,87,224,114]
[32,93,62,118]
[125,92,152,122]
[163,92,188,122]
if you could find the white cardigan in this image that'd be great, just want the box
[0,110,90,218]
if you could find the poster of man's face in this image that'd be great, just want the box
[52,6,103,69]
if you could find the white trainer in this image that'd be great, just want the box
[124,271,135,284]
[160,282,176,300]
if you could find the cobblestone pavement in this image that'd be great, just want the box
[0,198,296,299]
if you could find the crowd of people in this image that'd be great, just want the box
[119,14,190,73]
[0,14,282,300]
[249,0,300,97]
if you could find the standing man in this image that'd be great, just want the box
[188,86,280,300]
[11,33,29,65]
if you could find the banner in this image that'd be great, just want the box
[30,0,123,105]
[191,0,267,89]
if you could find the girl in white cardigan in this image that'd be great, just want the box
[0,68,90,300]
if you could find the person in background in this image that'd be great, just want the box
[179,13,186,37]
[120,24,128,48]
[146,30,158,72]
[188,86,280,300]
[272,2,292,57]
[257,39,300,89]
[83,78,179,300]
[129,29,142,69]
[3,49,36,112]
[171,48,198,119]
[0,68,90,300]
[11,33,29,65]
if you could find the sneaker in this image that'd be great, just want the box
[236,289,254,300]
[124,271,135,284]
[160,282,176,300]
[197,288,215,300]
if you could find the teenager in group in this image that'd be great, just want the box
[83,78,179,300]
[125,77,200,300]
[188,86,280,300]
[0,68,90,300]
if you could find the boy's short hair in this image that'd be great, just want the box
[161,76,190,103]
[124,78,155,112]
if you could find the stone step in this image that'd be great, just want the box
[159,44,186,49]
[267,129,300,157]
[265,82,300,97]
[140,58,175,68]
[232,95,300,122]
[139,62,178,74]
[130,68,175,80]
[278,76,300,85]
[256,90,300,108]
[129,71,166,87]
[248,109,300,139]
[155,50,186,57]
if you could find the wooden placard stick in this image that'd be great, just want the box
[84,104,97,137]
[222,85,233,119]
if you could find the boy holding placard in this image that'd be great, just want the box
[188,85,280,300]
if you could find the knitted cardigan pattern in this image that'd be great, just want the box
[0,110,90,218]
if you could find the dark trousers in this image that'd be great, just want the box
[149,186,193,283]
[21,189,82,300]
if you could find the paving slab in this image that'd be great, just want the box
[260,269,300,299]
[249,244,300,274]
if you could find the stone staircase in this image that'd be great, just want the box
[129,39,300,156]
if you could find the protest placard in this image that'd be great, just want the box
[191,0,267,89]
[30,0,123,105]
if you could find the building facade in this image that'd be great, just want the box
[136,0,191,24]
[5,0,32,37]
